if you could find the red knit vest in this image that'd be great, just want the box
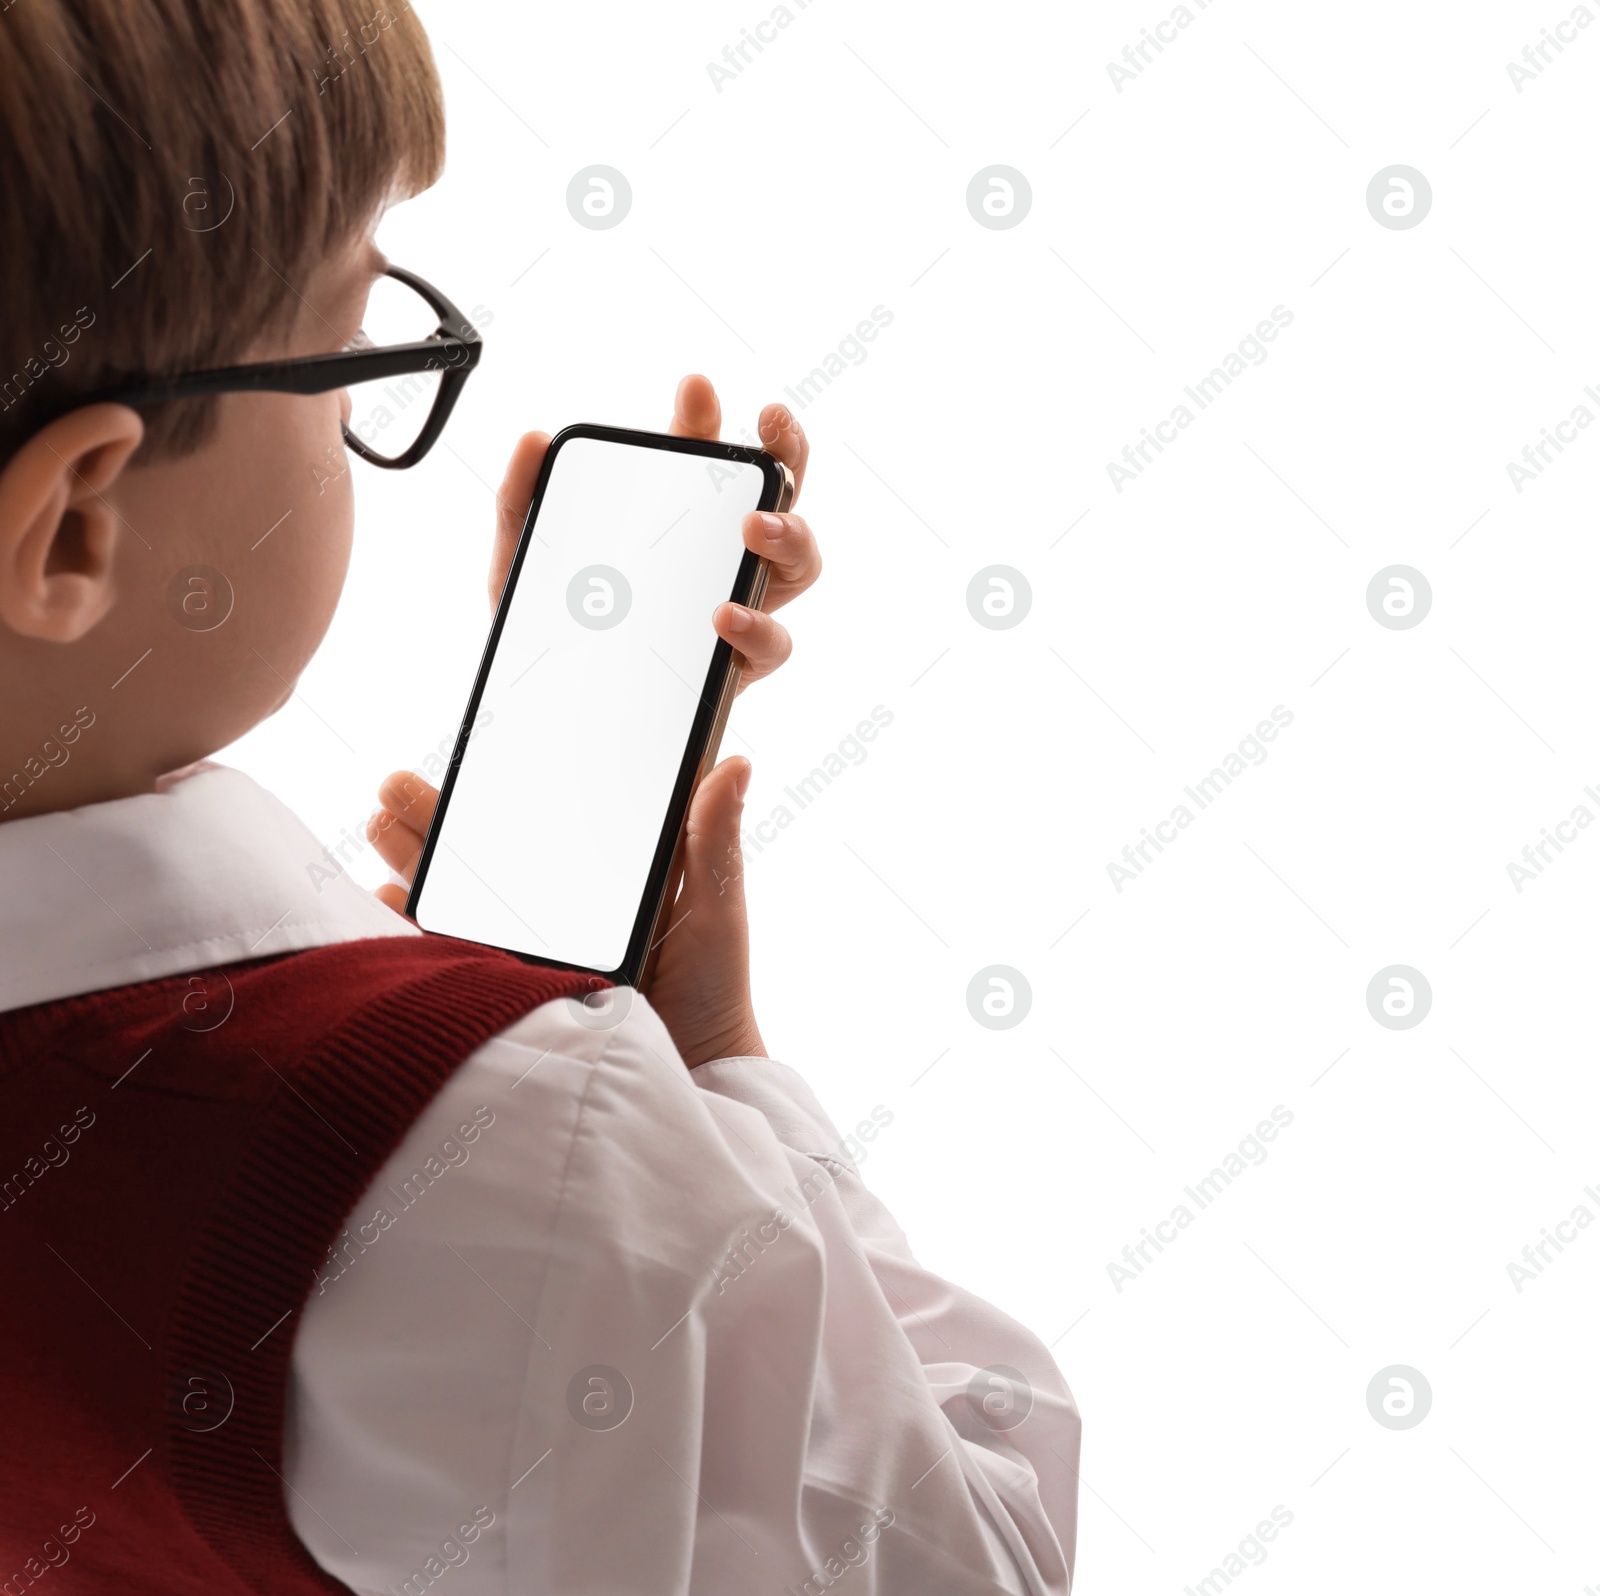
[0,935,609,1595]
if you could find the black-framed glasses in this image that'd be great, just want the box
[67,265,481,469]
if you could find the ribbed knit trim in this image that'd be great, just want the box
[47,936,606,1593]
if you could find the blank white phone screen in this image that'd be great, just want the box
[415,437,767,973]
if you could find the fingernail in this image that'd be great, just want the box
[735,761,752,801]
[724,603,754,633]
[757,512,785,540]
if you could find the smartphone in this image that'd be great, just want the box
[406,422,794,988]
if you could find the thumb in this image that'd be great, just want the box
[652,755,763,1067]
[490,429,551,608]
[680,755,752,923]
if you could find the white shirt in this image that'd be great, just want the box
[0,764,1080,1594]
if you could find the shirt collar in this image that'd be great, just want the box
[0,762,417,1013]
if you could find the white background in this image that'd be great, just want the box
[223,3,1600,1590]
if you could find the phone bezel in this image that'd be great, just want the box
[404,421,788,988]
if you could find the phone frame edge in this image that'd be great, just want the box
[405,424,792,993]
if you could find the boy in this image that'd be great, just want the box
[0,2,1080,1592]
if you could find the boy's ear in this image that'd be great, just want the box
[0,404,145,643]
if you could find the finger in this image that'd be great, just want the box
[490,430,551,608]
[668,373,722,439]
[377,769,439,828]
[681,756,752,927]
[741,510,821,610]
[364,770,439,882]
[366,805,427,880]
[714,602,792,692]
[755,402,809,498]
[374,883,411,915]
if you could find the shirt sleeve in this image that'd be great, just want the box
[283,991,1080,1596]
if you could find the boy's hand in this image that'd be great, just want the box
[368,375,815,1065]
[487,374,817,693]
[369,752,761,1069]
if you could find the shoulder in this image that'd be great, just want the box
[383,983,689,1194]
[379,988,794,1264]
[461,985,723,1168]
